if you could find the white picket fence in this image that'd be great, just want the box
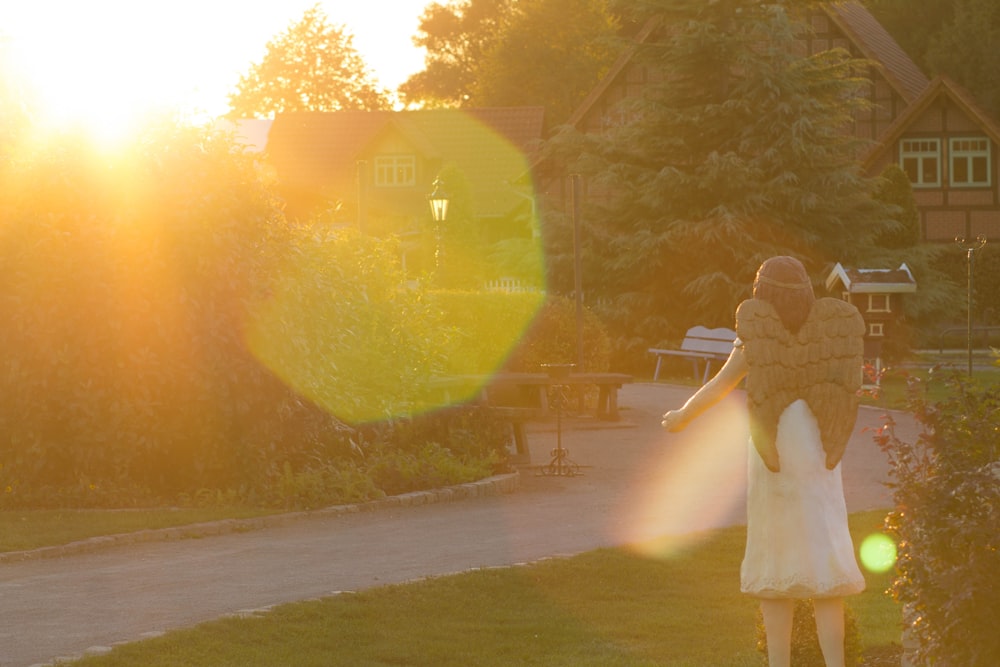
[483,277,541,294]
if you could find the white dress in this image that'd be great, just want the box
[740,398,866,599]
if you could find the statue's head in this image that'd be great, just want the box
[753,256,815,333]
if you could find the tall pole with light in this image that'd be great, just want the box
[955,235,987,375]
[427,178,449,276]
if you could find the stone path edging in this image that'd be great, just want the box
[0,473,520,565]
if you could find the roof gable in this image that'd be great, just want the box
[862,75,1000,171]
[825,262,917,294]
[564,14,661,130]
[560,3,928,135]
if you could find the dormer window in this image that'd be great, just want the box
[375,155,416,187]
[950,137,991,187]
[900,138,941,188]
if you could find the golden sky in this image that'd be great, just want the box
[1,0,429,137]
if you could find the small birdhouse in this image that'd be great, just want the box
[825,262,917,370]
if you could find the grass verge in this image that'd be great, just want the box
[70,510,899,666]
[0,508,278,553]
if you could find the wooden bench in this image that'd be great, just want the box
[649,326,737,384]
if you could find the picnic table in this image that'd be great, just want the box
[431,371,633,464]
[434,371,633,421]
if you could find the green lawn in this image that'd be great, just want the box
[0,507,278,553]
[69,510,900,666]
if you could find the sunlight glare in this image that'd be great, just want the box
[5,15,186,146]
[2,0,430,136]
[623,396,748,559]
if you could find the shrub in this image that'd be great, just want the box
[0,127,523,510]
[755,599,862,666]
[425,290,545,376]
[503,295,611,373]
[0,124,317,505]
[367,442,497,496]
[874,369,1000,666]
[248,228,450,424]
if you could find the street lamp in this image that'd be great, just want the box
[956,235,987,375]
[427,178,449,272]
[428,178,449,223]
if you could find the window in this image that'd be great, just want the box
[867,294,890,313]
[900,138,941,187]
[869,322,884,337]
[374,155,416,187]
[950,137,991,187]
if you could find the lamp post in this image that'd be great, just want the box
[427,178,449,274]
[956,235,987,375]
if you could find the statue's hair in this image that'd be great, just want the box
[752,256,815,334]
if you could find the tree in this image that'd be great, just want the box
[401,0,620,125]
[869,0,1000,120]
[545,0,906,367]
[401,0,515,107]
[924,0,1000,120]
[866,0,954,74]
[873,164,921,250]
[473,0,620,125]
[227,4,389,119]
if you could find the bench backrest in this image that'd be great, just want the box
[680,326,737,355]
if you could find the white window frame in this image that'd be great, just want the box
[374,155,416,187]
[900,138,941,188]
[867,294,890,313]
[869,322,884,337]
[949,137,992,188]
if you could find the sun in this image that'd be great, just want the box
[4,23,195,146]
[1,3,234,146]
[14,55,149,146]
[1,1,429,144]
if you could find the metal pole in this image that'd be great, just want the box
[956,236,987,375]
[572,174,584,370]
[356,160,366,234]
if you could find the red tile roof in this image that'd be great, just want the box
[822,2,929,103]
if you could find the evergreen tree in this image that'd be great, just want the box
[546,0,903,365]
[873,164,921,250]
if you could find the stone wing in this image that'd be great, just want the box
[735,299,792,472]
[801,298,865,468]
[736,297,864,471]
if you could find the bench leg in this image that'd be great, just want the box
[510,420,530,464]
[653,357,663,382]
[596,385,621,421]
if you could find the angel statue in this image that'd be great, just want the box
[661,256,866,667]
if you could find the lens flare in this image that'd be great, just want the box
[859,533,896,573]
[623,394,748,559]
[247,110,546,425]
